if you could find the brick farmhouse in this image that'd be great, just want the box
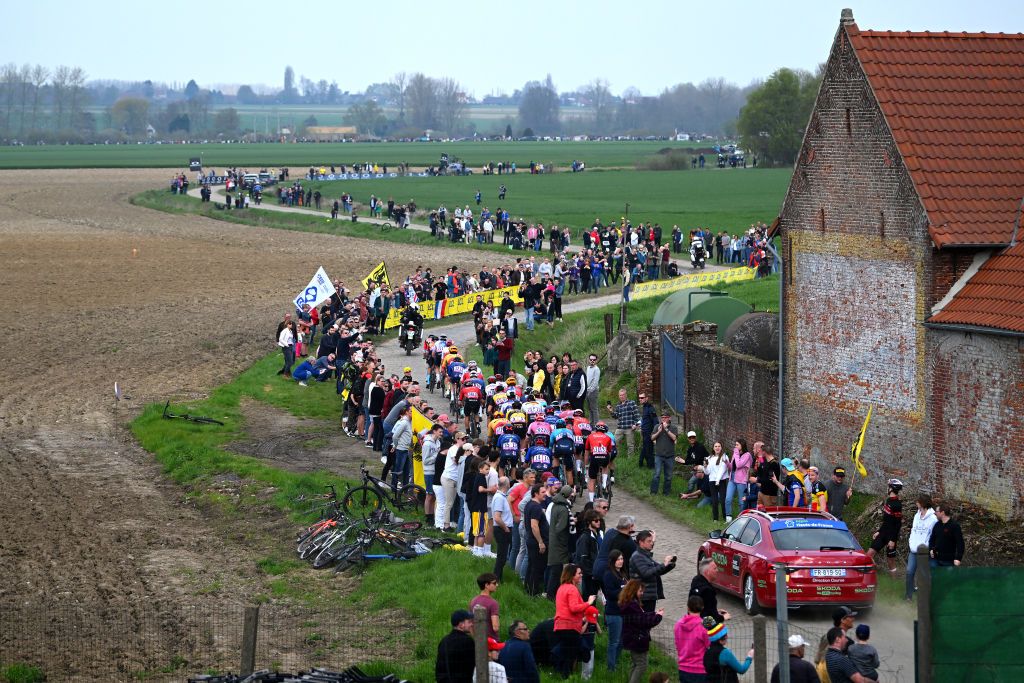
[778,10,1024,517]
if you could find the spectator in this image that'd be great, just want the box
[638,393,657,468]
[390,406,413,489]
[491,476,514,578]
[584,354,601,423]
[473,638,509,683]
[702,617,753,683]
[436,610,476,683]
[847,624,880,681]
[608,388,641,459]
[755,445,781,508]
[705,442,729,521]
[469,573,501,640]
[825,467,853,519]
[690,557,730,624]
[573,509,603,599]
[628,529,676,612]
[815,607,857,664]
[771,635,820,683]
[905,492,938,600]
[674,595,710,683]
[523,484,550,596]
[725,439,752,521]
[498,621,540,683]
[546,478,574,599]
[929,500,965,567]
[620,578,664,683]
[601,549,628,672]
[649,413,679,495]
[824,627,876,683]
[553,563,595,678]
[867,479,903,574]
[678,466,714,509]
[741,470,760,511]
[422,424,444,524]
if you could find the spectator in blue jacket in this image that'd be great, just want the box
[497,620,540,683]
[639,393,658,468]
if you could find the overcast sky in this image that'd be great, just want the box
[4,0,1022,96]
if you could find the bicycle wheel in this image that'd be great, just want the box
[299,526,340,560]
[397,484,426,511]
[342,485,384,516]
[333,544,365,573]
[380,222,392,232]
[186,416,225,426]
[296,524,334,557]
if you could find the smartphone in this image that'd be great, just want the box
[670,555,678,563]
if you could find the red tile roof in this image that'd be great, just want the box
[928,242,1024,333]
[848,26,1024,248]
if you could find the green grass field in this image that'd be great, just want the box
[305,169,789,232]
[0,139,711,170]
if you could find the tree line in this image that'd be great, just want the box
[0,61,824,167]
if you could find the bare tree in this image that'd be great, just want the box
[1,63,18,133]
[405,73,437,130]
[51,65,71,130]
[17,64,31,135]
[69,67,87,132]
[582,79,614,134]
[29,64,48,132]
[390,72,409,121]
[436,77,465,135]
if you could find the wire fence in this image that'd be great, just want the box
[0,603,381,682]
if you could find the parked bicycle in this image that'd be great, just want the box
[341,465,425,516]
[162,400,224,425]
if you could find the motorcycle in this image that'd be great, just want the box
[399,322,421,356]
[689,239,707,269]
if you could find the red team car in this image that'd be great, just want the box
[698,507,877,614]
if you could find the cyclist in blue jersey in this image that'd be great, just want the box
[496,432,522,476]
[526,436,553,474]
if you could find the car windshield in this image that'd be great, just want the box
[771,528,860,551]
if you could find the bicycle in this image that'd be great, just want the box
[379,221,392,232]
[341,465,425,517]
[162,400,224,425]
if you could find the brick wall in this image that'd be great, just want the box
[685,337,779,449]
[631,323,778,449]
[778,21,1024,517]
[928,330,1024,518]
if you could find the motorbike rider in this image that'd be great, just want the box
[400,303,424,337]
[690,233,707,269]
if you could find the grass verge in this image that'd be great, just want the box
[0,664,45,683]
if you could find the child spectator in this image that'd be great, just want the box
[741,472,760,511]
[847,624,880,681]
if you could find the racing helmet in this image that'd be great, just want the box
[887,478,904,493]
[467,360,478,368]
[448,345,458,353]
[534,436,547,445]
[595,421,608,432]
[545,405,555,414]
[506,377,517,386]
[573,409,585,417]
[487,376,496,383]
[532,413,544,421]
[555,419,566,428]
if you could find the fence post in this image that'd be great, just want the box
[604,313,614,343]
[916,544,932,683]
[775,562,790,683]
[473,604,489,682]
[240,605,259,676]
[753,614,768,683]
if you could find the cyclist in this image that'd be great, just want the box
[585,421,615,503]
[525,435,553,475]
[526,412,553,441]
[505,376,522,400]
[550,419,577,488]
[496,431,522,476]
[458,377,484,434]
[488,414,510,441]
[543,404,561,427]
[506,402,528,439]
[444,350,467,399]
[484,376,501,398]
[521,396,545,419]
[572,411,593,490]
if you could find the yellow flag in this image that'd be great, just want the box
[850,405,872,477]
[410,406,433,489]
[361,261,390,289]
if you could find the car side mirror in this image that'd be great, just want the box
[709,530,722,539]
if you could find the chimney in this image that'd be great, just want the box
[840,8,854,25]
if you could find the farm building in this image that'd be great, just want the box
[305,126,357,142]
[777,9,1024,517]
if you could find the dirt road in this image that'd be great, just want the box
[372,309,916,682]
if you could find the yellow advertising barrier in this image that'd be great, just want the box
[629,266,756,300]
[383,284,523,330]
[361,261,391,289]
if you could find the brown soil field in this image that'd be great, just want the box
[0,168,497,680]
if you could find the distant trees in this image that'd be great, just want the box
[406,72,438,130]
[345,100,389,136]
[281,66,299,103]
[235,85,259,104]
[737,67,821,166]
[213,107,240,136]
[518,76,560,135]
[110,97,149,135]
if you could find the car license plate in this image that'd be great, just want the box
[811,568,846,577]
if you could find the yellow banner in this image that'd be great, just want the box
[630,266,756,301]
[383,285,523,330]
[410,406,437,489]
[361,261,390,290]
[851,405,871,478]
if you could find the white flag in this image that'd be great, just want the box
[293,266,336,311]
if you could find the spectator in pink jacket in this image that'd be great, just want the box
[675,595,710,682]
[725,439,753,522]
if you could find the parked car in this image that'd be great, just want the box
[698,507,876,615]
